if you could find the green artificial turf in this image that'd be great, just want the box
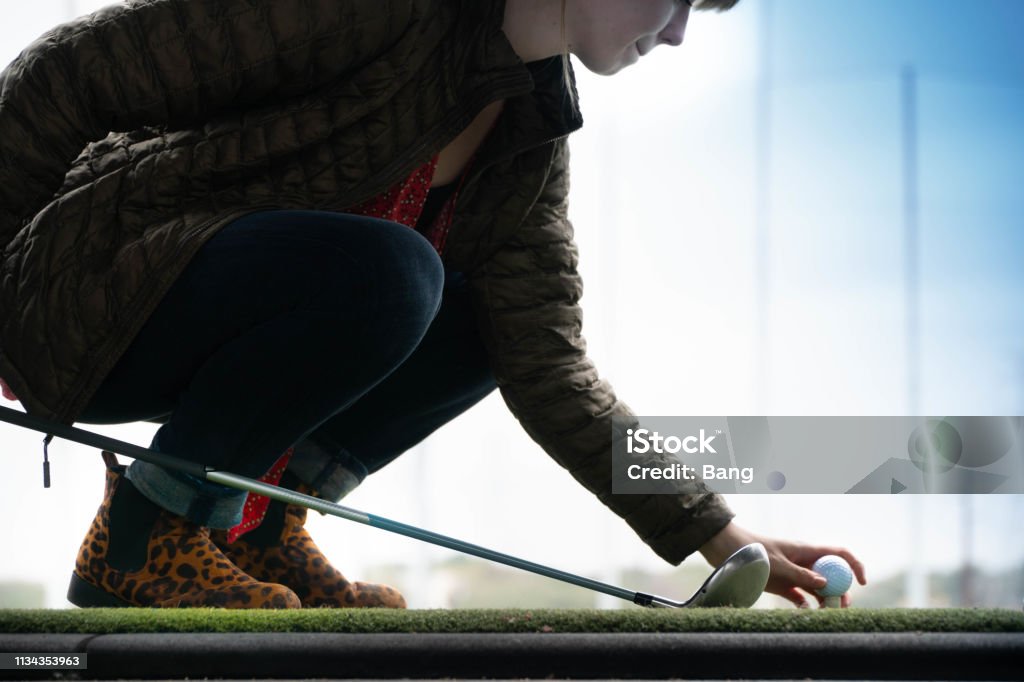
[1,608,1022,634]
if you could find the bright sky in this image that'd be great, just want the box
[0,0,1021,609]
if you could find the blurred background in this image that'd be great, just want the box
[0,0,1022,610]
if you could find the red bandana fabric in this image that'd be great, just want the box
[345,153,442,236]
[226,446,294,543]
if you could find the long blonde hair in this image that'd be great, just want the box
[559,0,575,110]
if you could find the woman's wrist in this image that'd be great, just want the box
[698,520,757,568]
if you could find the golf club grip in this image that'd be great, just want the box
[0,405,207,478]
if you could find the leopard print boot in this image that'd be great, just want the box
[210,473,407,608]
[67,452,301,609]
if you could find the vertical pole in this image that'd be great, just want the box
[902,65,920,418]
[1018,495,1024,610]
[960,495,974,606]
[411,444,432,606]
[754,0,773,414]
[902,65,928,608]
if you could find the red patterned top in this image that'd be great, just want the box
[338,120,495,256]
[356,155,441,224]
[227,116,500,541]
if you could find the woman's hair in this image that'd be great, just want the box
[559,0,742,110]
[690,0,743,10]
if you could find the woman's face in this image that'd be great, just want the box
[570,0,691,75]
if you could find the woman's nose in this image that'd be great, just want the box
[660,7,690,47]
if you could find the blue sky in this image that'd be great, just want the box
[770,0,1024,83]
[768,0,1024,417]
[768,0,1024,298]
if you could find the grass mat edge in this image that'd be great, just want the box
[1,607,1022,634]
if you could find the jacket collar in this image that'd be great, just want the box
[345,0,585,207]
[485,0,583,133]
[464,0,584,171]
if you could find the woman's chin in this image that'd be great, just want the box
[576,47,636,77]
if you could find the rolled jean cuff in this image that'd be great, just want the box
[288,439,366,502]
[125,459,247,529]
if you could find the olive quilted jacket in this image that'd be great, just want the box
[0,0,733,564]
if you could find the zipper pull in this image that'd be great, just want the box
[42,434,53,488]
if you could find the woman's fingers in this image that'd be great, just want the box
[782,587,854,609]
[820,546,867,585]
[781,553,829,592]
[780,587,811,609]
[805,549,859,607]
[834,548,866,586]
[816,591,852,608]
[803,566,829,591]
[762,537,864,609]
[792,542,868,586]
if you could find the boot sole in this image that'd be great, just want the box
[67,572,133,608]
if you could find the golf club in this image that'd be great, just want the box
[0,404,770,608]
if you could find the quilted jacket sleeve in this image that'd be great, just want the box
[468,138,736,566]
[0,0,411,248]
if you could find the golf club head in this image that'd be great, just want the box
[684,542,770,607]
[646,542,770,608]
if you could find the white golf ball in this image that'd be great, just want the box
[812,555,853,597]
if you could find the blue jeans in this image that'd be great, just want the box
[78,210,498,528]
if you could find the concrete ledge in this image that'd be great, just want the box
[2,632,1022,680]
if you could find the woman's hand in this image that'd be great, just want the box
[0,377,16,401]
[699,520,867,608]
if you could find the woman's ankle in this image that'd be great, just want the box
[106,475,164,571]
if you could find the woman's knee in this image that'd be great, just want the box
[355,220,445,333]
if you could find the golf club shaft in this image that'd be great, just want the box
[0,405,654,606]
[209,469,647,605]
[0,405,207,476]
